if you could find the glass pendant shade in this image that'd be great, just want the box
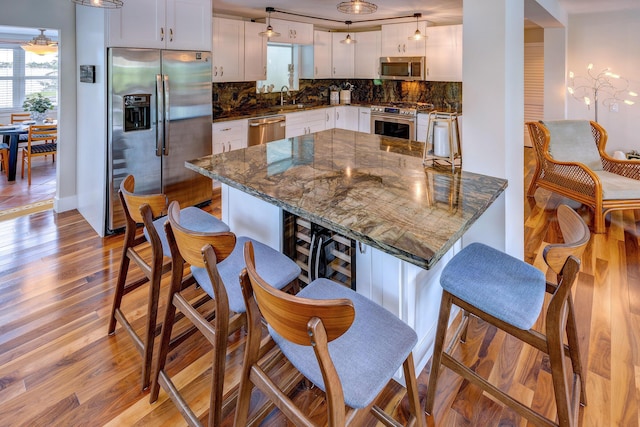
[259,7,281,38]
[71,0,124,8]
[21,29,57,56]
[337,0,377,15]
[340,21,357,44]
[408,13,424,40]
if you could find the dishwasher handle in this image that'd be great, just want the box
[249,116,286,127]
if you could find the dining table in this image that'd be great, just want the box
[0,124,28,182]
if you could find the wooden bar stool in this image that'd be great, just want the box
[235,240,425,427]
[425,204,590,426]
[108,175,229,390]
[150,201,301,427]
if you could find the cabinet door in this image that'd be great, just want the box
[244,22,267,81]
[285,111,307,138]
[358,107,371,133]
[302,31,332,79]
[331,33,354,79]
[212,120,246,154]
[325,107,336,129]
[212,17,244,82]
[354,31,380,79]
[425,25,462,82]
[166,0,212,51]
[335,106,359,131]
[108,0,165,48]
[288,21,314,45]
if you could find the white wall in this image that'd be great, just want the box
[567,10,640,153]
[0,0,77,212]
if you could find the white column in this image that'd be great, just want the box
[544,28,568,120]
[461,0,524,257]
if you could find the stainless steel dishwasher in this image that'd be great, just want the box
[248,115,286,146]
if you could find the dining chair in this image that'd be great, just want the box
[150,200,301,427]
[108,175,229,390]
[0,142,8,176]
[425,204,590,427]
[21,124,57,184]
[11,113,31,143]
[235,240,425,427]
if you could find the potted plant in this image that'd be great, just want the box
[22,93,53,122]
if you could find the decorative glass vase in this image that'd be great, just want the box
[31,111,47,123]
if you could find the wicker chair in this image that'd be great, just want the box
[527,120,640,233]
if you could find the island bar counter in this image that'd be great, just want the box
[187,128,507,374]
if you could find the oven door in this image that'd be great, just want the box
[370,114,416,140]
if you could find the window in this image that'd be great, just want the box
[0,45,58,111]
[257,43,299,93]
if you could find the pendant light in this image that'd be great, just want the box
[259,7,281,38]
[408,13,424,40]
[71,0,124,8]
[21,29,58,56]
[340,21,357,44]
[337,0,377,15]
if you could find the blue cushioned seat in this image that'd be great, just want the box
[192,236,301,313]
[28,142,57,154]
[269,278,418,409]
[440,242,546,330]
[144,206,230,257]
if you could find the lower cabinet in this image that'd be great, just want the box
[285,109,326,138]
[334,105,359,131]
[212,119,247,154]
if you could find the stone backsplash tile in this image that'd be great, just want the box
[213,79,462,119]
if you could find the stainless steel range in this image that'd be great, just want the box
[370,102,433,140]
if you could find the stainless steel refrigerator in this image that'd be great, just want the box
[107,48,212,232]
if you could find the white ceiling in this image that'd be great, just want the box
[212,0,640,30]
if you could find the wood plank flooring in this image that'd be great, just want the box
[0,148,638,426]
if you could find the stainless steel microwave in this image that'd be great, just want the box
[379,56,425,81]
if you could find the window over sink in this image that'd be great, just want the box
[257,43,299,94]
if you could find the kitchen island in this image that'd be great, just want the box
[187,128,507,375]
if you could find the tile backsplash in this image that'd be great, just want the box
[213,79,462,119]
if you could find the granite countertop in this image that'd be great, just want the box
[214,103,369,123]
[187,129,507,269]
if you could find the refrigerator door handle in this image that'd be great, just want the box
[155,74,164,157]
[163,74,170,156]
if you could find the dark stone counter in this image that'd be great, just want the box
[187,129,506,269]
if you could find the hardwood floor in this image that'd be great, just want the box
[0,147,638,426]
[0,153,56,209]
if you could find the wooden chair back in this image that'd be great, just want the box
[243,240,355,345]
[543,204,591,275]
[166,200,236,269]
[27,124,57,148]
[10,113,30,124]
[119,175,167,225]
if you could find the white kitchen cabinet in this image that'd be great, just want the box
[244,21,267,81]
[331,33,355,79]
[267,19,313,44]
[300,30,332,79]
[212,17,244,82]
[358,107,371,133]
[416,113,429,143]
[286,109,326,138]
[354,31,381,79]
[324,107,336,129]
[212,119,247,154]
[425,25,462,82]
[108,0,211,51]
[334,106,359,131]
[380,22,427,57]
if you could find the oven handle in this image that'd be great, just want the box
[370,113,416,123]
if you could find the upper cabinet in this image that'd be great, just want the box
[212,17,245,82]
[108,0,212,51]
[354,31,380,79]
[381,22,427,57]
[266,19,313,44]
[331,32,355,78]
[300,30,332,79]
[425,24,462,82]
[244,21,268,81]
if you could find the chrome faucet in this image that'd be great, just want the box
[280,85,290,106]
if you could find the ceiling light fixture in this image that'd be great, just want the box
[71,0,124,8]
[337,0,377,15]
[21,29,58,56]
[408,13,424,40]
[340,21,357,44]
[259,7,281,38]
